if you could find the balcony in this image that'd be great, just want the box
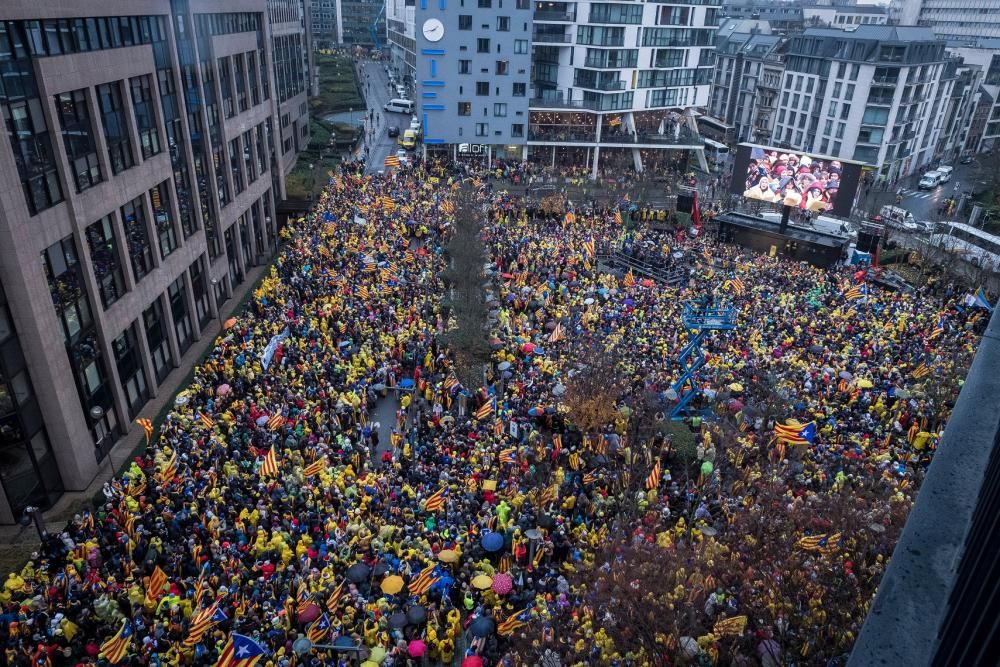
[528,126,597,143]
[532,32,572,44]
[867,95,894,106]
[575,80,626,91]
[529,95,600,111]
[533,10,576,21]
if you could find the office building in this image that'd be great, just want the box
[771,26,954,180]
[267,1,314,175]
[313,0,384,48]
[0,0,298,523]
[893,0,1000,41]
[946,41,1000,153]
[709,25,786,145]
[721,1,804,34]
[387,0,417,88]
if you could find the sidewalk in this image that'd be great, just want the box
[0,261,272,576]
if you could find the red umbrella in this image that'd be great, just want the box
[462,657,484,667]
[521,343,535,354]
[492,572,513,595]
[407,639,427,657]
[297,602,321,624]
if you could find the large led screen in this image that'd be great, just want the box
[729,144,863,218]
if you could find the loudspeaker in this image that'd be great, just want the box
[676,193,694,214]
[857,231,881,255]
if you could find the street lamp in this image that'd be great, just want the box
[20,506,47,541]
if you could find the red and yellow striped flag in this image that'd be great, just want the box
[423,487,446,512]
[259,446,279,477]
[303,457,326,477]
[135,418,153,443]
[645,460,661,490]
[143,566,169,606]
[267,413,284,431]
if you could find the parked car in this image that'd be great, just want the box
[398,129,417,149]
[960,154,974,165]
[936,165,953,182]
[387,126,400,138]
[918,171,942,190]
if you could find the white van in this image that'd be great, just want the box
[879,205,914,227]
[936,165,953,182]
[384,99,414,114]
[918,171,941,190]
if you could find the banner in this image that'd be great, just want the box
[261,328,290,370]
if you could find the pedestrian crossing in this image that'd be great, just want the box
[901,189,938,200]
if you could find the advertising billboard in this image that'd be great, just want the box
[729,144,863,218]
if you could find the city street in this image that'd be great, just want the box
[855,161,986,222]
[356,60,414,175]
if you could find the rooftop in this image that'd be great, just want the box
[803,25,939,42]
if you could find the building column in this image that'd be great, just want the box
[591,146,601,180]
[694,147,710,173]
[632,148,643,173]
[134,314,159,400]
[183,268,202,342]
[159,292,182,369]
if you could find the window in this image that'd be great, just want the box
[590,3,644,24]
[478,0,491,7]
[229,138,244,195]
[121,196,152,281]
[496,61,509,75]
[190,259,211,328]
[836,122,845,139]
[494,103,507,117]
[458,102,472,116]
[828,101,838,117]
[477,38,490,53]
[112,322,148,417]
[824,119,833,135]
[845,83,855,99]
[513,82,526,97]
[517,0,529,7]
[41,236,91,345]
[833,82,842,98]
[862,107,889,124]
[150,182,176,259]
[476,82,489,96]
[475,123,489,136]
[497,16,510,31]
[577,26,625,47]
[511,123,524,137]
[514,39,528,54]
[55,89,103,192]
[459,60,471,74]
[129,75,161,159]
[832,141,842,155]
[3,98,64,214]
[168,276,192,354]
[143,299,171,382]
[97,82,134,174]
[459,15,472,30]
[85,215,126,308]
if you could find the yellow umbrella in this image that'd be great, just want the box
[362,661,379,667]
[380,575,405,595]
[729,383,744,392]
[471,574,493,590]
[438,549,459,563]
[856,379,874,389]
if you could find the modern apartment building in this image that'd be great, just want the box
[313,0,340,48]
[0,0,298,523]
[771,26,954,180]
[708,26,785,144]
[267,0,313,175]
[387,0,417,88]
[313,0,384,47]
[946,42,1000,153]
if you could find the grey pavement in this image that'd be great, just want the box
[0,262,271,576]
[356,60,415,175]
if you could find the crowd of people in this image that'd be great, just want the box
[0,156,987,667]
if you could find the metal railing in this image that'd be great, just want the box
[533,10,576,21]
[532,32,572,43]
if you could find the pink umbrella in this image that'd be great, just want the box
[216,384,232,396]
[407,639,426,657]
[462,657,484,667]
[492,572,513,595]
[521,343,535,354]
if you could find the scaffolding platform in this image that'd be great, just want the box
[670,299,738,419]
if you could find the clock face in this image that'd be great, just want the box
[422,18,445,42]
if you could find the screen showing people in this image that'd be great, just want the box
[742,148,843,213]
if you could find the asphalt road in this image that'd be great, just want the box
[356,60,415,175]
[855,162,985,222]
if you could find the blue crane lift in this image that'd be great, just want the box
[669,299,738,420]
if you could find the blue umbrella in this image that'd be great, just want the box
[482,532,504,552]
[334,636,355,648]
[400,378,415,389]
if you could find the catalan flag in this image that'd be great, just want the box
[623,269,637,288]
[384,155,401,167]
[214,633,266,667]
[796,532,842,556]
[564,210,576,226]
[408,564,439,596]
[474,397,496,421]
[725,277,746,295]
[295,584,313,614]
[158,449,178,486]
[259,446,279,477]
[613,209,623,226]
[608,115,622,127]
[381,197,396,212]
[424,487,447,512]
[126,476,146,498]
[198,411,216,429]
[773,420,817,446]
[144,566,169,607]
[499,448,518,465]
[325,580,344,612]
[267,413,284,431]
[183,600,226,648]
[307,613,332,643]
[927,325,944,340]
[538,484,559,506]
[357,284,371,300]
[548,322,566,343]
[645,460,661,490]
[99,620,133,664]
[843,283,867,301]
[712,615,748,637]
[303,457,326,477]
[444,374,461,393]
[582,470,599,485]
[911,362,930,379]
[497,608,531,636]
[552,433,562,458]
[582,238,596,257]
[135,417,153,443]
